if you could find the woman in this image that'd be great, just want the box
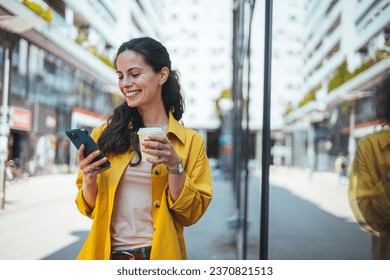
[348,73,390,259]
[74,37,212,260]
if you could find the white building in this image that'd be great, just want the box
[238,0,305,166]
[283,0,390,170]
[161,0,233,135]
[248,0,305,131]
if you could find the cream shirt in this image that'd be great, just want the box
[110,125,168,250]
[110,155,153,250]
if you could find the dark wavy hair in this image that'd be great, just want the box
[376,73,390,125]
[97,37,185,165]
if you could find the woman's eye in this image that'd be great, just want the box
[118,76,123,80]
[132,73,140,77]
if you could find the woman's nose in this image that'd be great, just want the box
[122,76,133,87]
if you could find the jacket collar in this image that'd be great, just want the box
[167,111,185,144]
[378,126,390,150]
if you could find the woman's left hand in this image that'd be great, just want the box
[142,135,180,170]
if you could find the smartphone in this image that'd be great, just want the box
[65,128,111,169]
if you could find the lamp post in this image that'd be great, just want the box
[0,15,44,209]
[0,36,13,209]
[260,0,273,260]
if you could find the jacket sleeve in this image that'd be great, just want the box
[75,170,94,219]
[348,138,390,234]
[74,127,105,219]
[167,134,213,227]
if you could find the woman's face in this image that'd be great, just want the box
[116,50,164,110]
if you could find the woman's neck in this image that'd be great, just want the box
[144,119,168,128]
[139,107,168,128]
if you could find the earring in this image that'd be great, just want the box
[159,81,164,85]
[170,106,175,113]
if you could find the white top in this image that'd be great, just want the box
[110,155,153,250]
[110,125,168,250]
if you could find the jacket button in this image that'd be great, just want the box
[153,167,161,175]
[153,200,161,208]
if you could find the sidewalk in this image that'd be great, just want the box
[0,166,369,260]
[266,165,356,222]
[259,165,370,259]
[0,171,237,260]
[0,173,91,260]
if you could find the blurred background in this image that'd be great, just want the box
[0,0,389,260]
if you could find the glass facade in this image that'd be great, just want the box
[0,32,117,174]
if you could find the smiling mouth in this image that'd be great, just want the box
[125,90,141,97]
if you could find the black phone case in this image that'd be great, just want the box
[65,128,111,169]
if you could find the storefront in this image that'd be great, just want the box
[0,30,117,175]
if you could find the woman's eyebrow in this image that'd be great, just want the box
[126,66,143,72]
[116,66,143,75]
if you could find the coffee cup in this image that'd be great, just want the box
[137,127,164,161]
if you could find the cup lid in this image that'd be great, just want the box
[137,127,164,134]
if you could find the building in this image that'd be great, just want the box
[250,0,305,166]
[0,0,163,174]
[282,0,390,171]
[161,0,233,158]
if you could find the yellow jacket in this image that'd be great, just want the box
[75,113,213,260]
[348,129,390,259]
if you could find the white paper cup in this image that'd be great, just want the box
[137,127,164,161]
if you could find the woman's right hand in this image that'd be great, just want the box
[78,144,109,180]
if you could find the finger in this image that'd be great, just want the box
[88,166,98,174]
[142,140,159,149]
[85,165,103,176]
[89,157,109,171]
[85,150,102,163]
[145,156,168,165]
[145,135,168,143]
[144,140,171,151]
[77,144,86,161]
[142,148,160,157]
[89,166,110,175]
[142,148,171,162]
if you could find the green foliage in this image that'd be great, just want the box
[283,103,293,117]
[375,49,389,60]
[86,45,114,69]
[22,0,52,22]
[328,48,390,93]
[73,28,114,69]
[75,28,89,45]
[215,89,232,117]
[350,57,375,77]
[298,89,316,107]
[86,45,98,56]
[298,84,320,107]
[328,59,351,92]
[98,53,114,69]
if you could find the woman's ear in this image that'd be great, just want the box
[159,67,169,85]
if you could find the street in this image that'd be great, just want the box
[0,174,91,260]
[0,166,371,260]
[254,166,371,259]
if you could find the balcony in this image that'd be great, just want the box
[304,27,342,78]
[3,0,117,88]
[324,56,390,108]
[355,0,390,52]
